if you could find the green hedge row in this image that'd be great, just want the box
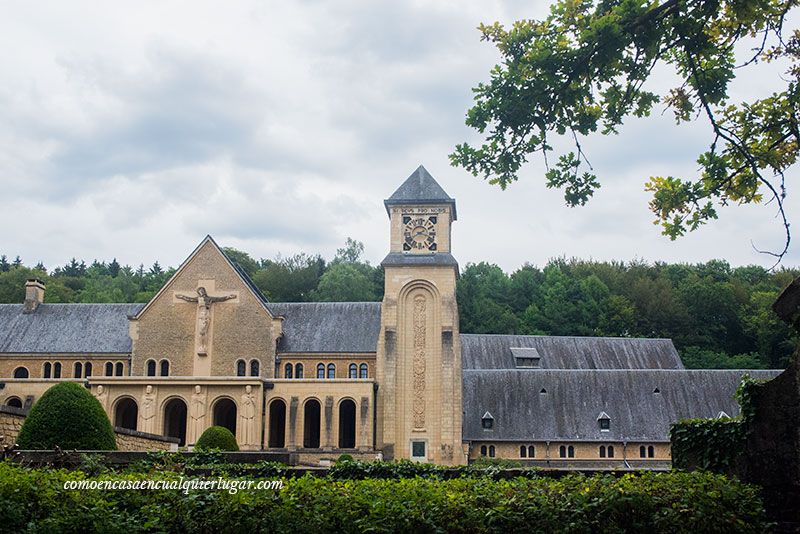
[0,462,768,533]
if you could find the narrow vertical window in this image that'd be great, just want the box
[488,445,495,458]
[295,363,304,378]
[317,363,325,379]
[528,445,535,458]
[568,446,575,458]
[608,445,615,458]
[599,445,606,458]
[105,362,113,376]
[84,362,92,377]
[250,359,260,377]
[43,362,52,378]
[648,445,655,458]
[640,446,646,458]
[146,360,156,377]
[480,445,487,456]
[236,359,246,377]
[53,362,62,379]
[559,445,566,458]
[115,362,124,376]
[74,362,83,378]
[359,363,368,379]
[520,445,527,458]
[159,360,169,377]
[284,363,293,379]
[348,363,357,378]
[327,363,335,379]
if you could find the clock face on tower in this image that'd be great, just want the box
[403,216,437,251]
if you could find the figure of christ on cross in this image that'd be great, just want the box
[175,286,237,355]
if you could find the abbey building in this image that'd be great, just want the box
[0,166,778,466]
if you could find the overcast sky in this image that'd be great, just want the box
[1,1,797,273]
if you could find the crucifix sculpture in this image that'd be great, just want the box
[176,286,236,355]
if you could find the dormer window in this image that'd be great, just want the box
[540,388,547,395]
[481,411,494,430]
[511,347,541,368]
[597,411,611,431]
[653,387,660,394]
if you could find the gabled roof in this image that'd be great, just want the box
[461,334,684,370]
[270,302,381,353]
[462,369,781,442]
[384,165,457,220]
[132,235,273,320]
[0,303,143,353]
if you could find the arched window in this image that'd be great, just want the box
[74,362,83,378]
[338,399,357,448]
[648,445,655,458]
[608,445,615,458]
[43,362,52,378]
[303,399,321,448]
[159,360,169,377]
[84,362,92,377]
[599,445,606,458]
[640,445,646,458]
[316,363,325,379]
[488,445,496,458]
[146,360,156,377]
[236,359,246,377]
[105,362,113,376]
[114,398,138,430]
[559,445,566,458]
[115,362,124,376]
[359,363,368,379]
[348,363,357,379]
[53,362,62,379]
[268,399,286,448]
[250,359,260,377]
[568,446,575,458]
[295,363,304,378]
[13,367,28,379]
[5,397,22,408]
[528,445,535,458]
[327,364,335,379]
[520,445,527,458]
[480,445,487,456]
[284,363,293,379]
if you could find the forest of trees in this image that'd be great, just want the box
[0,240,797,370]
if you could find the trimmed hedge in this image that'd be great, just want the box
[0,462,769,532]
[16,382,116,451]
[195,426,239,451]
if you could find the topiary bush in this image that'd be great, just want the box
[195,426,239,451]
[16,382,116,450]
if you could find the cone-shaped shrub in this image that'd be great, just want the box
[195,426,239,451]
[16,382,116,450]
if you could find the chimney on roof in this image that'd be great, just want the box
[23,278,45,313]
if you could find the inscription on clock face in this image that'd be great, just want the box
[403,216,437,251]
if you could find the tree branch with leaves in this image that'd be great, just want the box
[451,0,799,263]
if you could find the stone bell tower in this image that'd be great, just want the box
[375,165,464,464]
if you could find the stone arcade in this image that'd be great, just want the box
[0,166,779,465]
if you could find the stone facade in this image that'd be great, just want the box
[0,165,774,466]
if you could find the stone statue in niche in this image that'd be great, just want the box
[240,385,256,447]
[94,385,108,409]
[189,385,207,444]
[176,287,236,355]
[141,385,156,433]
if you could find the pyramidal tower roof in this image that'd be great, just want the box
[384,165,457,219]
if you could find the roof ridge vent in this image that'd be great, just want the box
[510,347,541,368]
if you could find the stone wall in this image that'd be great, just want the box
[0,404,178,451]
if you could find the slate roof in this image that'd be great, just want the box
[270,302,381,353]
[384,165,457,220]
[462,369,781,442]
[381,252,459,269]
[0,303,143,354]
[461,334,684,370]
